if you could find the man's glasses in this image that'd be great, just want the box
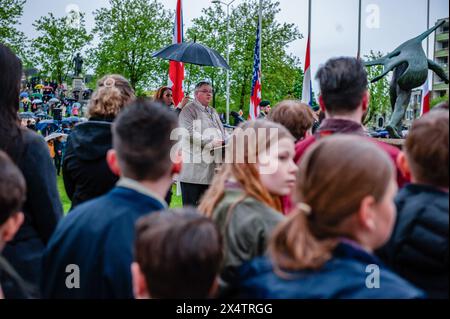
[198,90,214,95]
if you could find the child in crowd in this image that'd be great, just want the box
[237,135,424,299]
[379,110,449,299]
[268,100,316,142]
[199,120,298,296]
[132,208,223,299]
[0,151,31,299]
[42,99,179,299]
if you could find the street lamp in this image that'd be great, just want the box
[212,0,236,125]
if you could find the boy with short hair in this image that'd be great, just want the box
[0,151,27,299]
[132,208,223,299]
[380,110,449,299]
[42,99,180,299]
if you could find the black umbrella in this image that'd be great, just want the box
[152,42,230,70]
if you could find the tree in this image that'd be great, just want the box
[0,0,29,62]
[364,51,391,126]
[431,94,449,108]
[31,11,92,84]
[186,0,303,115]
[90,0,173,91]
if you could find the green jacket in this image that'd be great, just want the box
[212,188,285,293]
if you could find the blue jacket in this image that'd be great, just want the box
[237,242,425,299]
[378,184,449,299]
[41,187,165,299]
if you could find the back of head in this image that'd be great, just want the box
[316,57,368,115]
[268,100,315,141]
[0,44,23,161]
[112,98,178,181]
[405,110,449,188]
[270,135,395,271]
[134,208,223,298]
[0,151,26,225]
[87,75,135,120]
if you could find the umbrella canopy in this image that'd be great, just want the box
[35,84,44,89]
[152,42,230,70]
[33,99,43,104]
[63,116,81,123]
[43,86,53,90]
[20,92,29,98]
[38,119,56,125]
[72,102,81,108]
[49,98,60,103]
[19,112,35,119]
[32,93,43,99]
[45,132,67,142]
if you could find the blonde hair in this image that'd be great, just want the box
[269,135,395,272]
[198,120,294,218]
[87,74,135,119]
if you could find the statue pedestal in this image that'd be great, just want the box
[72,77,85,103]
[72,77,85,91]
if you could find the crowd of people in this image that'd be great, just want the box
[0,42,448,299]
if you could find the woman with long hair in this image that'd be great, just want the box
[154,86,190,116]
[63,75,135,209]
[237,135,424,299]
[0,44,63,298]
[198,120,298,295]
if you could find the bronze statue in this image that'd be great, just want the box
[73,53,84,77]
[366,21,449,138]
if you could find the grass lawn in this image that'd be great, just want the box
[57,175,182,215]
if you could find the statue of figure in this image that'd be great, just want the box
[73,53,84,77]
[365,21,449,138]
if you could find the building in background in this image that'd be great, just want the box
[432,17,449,99]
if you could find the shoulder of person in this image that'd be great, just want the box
[294,135,317,164]
[230,197,285,230]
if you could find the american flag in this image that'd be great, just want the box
[168,0,185,106]
[249,21,262,120]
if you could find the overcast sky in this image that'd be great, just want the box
[19,0,449,91]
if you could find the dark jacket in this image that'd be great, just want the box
[2,130,62,297]
[41,186,166,299]
[238,241,425,299]
[378,184,449,299]
[63,120,118,210]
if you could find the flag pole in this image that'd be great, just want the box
[357,0,362,59]
[308,0,312,41]
[426,0,430,57]
[258,0,263,77]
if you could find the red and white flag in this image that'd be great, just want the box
[168,0,184,106]
[421,77,431,116]
[301,36,312,106]
[249,21,262,120]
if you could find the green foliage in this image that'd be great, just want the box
[364,51,392,126]
[431,94,449,108]
[89,0,173,91]
[31,12,92,83]
[0,0,29,62]
[186,0,303,116]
